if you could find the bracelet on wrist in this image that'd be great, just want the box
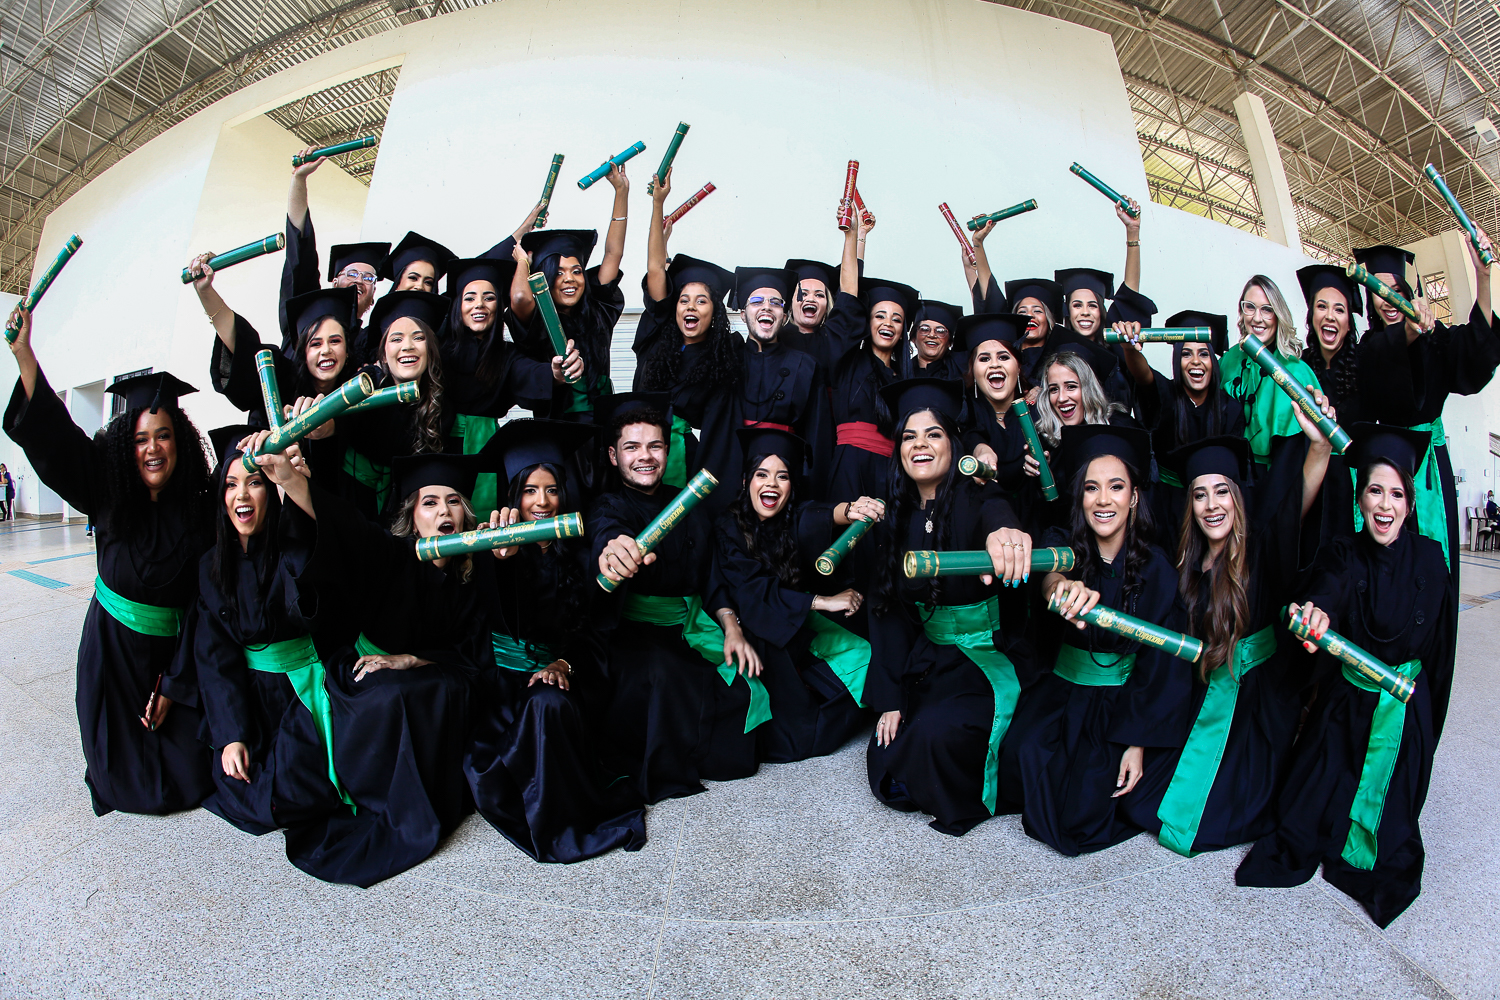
[1126,240,1140,247]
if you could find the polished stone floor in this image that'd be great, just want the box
[1,520,1497,999]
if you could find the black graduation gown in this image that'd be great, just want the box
[587,484,760,802]
[279,211,368,362]
[1299,340,1362,550]
[465,541,648,862]
[710,502,868,762]
[1136,364,1245,543]
[781,290,868,377]
[732,339,833,500]
[3,370,213,816]
[826,345,900,505]
[505,265,626,421]
[1000,535,1191,856]
[961,404,1047,536]
[865,481,1031,835]
[915,352,966,383]
[441,320,556,420]
[1237,530,1454,928]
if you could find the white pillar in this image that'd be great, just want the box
[1234,91,1302,250]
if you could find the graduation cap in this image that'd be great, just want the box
[877,377,964,424]
[731,266,797,310]
[1054,267,1115,305]
[1004,278,1063,322]
[1165,309,1229,356]
[391,453,484,502]
[1162,435,1249,489]
[1296,264,1363,317]
[478,418,596,486]
[208,424,256,464]
[326,242,391,282]
[957,314,1027,353]
[1347,422,1430,477]
[1043,328,1118,387]
[380,231,457,283]
[286,288,358,339]
[736,426,806,476]
[914,299,964,333]
[784,258,839,295]
[444,257,518,298]
[593,391,673,434]
[1057,423,1152,484]
[666,254,733,303]
[521,229,598,271]
[1353,244,1418,301]
[369,290,448,337]
[859,277,920,327]
[107,371,196,414]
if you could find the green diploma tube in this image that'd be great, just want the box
[596,468,718,592]
[527,272,579,384]
[1240,334,1352,454]
[647,123,690,195]
[292,136,376,167]
[966,200,1039,231]
[181,234,285,284]
[904,547,1075,578]
[415,513,584,562]
[1102,327,1211,344]
[535,154,565,229]
[1424,164,1494,267]
[578,141,646,190]
[254,349,284,429]
[340,380,421,417]
[7,233,82,342]
[241,372,375,472]
[1285,606,1414,703]
[1011,399,1058,502]
[957,455,996,480]
[1069,163,1140,219]
[815,514,879,576]
[1345,262,1420,323]
[1047,591,1204,663]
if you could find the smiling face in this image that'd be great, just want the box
[518,466,560,521]
[413,485,467,539]
[915,320,951,364]
[333,260,379,315]
[794,278,830,331]
[1014,297,1050,346]
[747,455,791,521]
[971,339,1020,407]
[899,410,952,491]
[1239,284,1278,345]
[394,259,437,294]
[223,463,270,544]
[1360,463,1409,546]
[1080,455,1134,545]
[461,279,499,333]
[1372,272,1405,326]
[303,317,348,386]
[1046,362,1084,425]
[869,301,905,356]
[1190,473,1236,545]
[134,409,177,495]
[383,317,430,383]
[1067,288,1102,338]
[742,286,786,346]
[1178,343,1213,398]
[1311,286,1351,359]
[676,282,714,343]
[610,421,667,491]
[553,256,585,310]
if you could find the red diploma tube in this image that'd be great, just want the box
[838,160,860,231]
[664,183,716,227]
[853,188,875,228]
[939,202,977,267]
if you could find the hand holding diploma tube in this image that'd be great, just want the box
[181,235,284,283]
[1424,164,1494,266]
[939,203,977,266]
[1048,585,1204,662]
[597,469,718,591]
[535,154,565,228]
[240,372,378,472]
[967,200,1038,231]
[1344,262,1422,325]
[647,123,690,195]
[579,141,646,190]
[292,136,375,167]
[1069,163,1141,218]
[1285,604,1415,702]
[664,183,715,227]
[904,547,1075,578]
[415,513,584,562]
[7,234,82,342]
[1240,334,1351,454]
[837,161,860,231]
[1102,327,1212,344]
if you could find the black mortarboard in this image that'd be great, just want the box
[326,242,391,282]
[286,287,358,338]
[369,290,449,337]
[444,257,518,298]
[666,254,733,303]
[1165,309,1229,356]
[877,377,964,424]
[1348,422,1430,477]
[785,259,840,294]
[1352,245,1416,281]
[915,299,964,334]
[593,391,673,432]
[392,453,483,502]
[1043,328,1118,387]
[1163,435,1250,489]
[1004,278,1063,322]
[478,418,597,486]
[957,314,1027,353]
[1297,264,1363,317]
[208,424,256,464]
[1054,267,1115,305]
[107,371,197,414]
[1058,424,1152,484]
[380,231,457,283]
[859,277,920,327]
[736,427,807,475]
[521,229,598,271]
[732,266,797,310]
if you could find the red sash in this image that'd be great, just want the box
[836,421,894,458]
[743,419,794,432]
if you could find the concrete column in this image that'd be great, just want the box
[1234,91,1302,249]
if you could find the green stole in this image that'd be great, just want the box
[1350,417,1448,568]
[241,635,354,809]
[1052,644,1137,686]
[1341,657,1423,870]
[451,414,500,517]
[916,597,1020,815]
[93,577,184,636]
[354,633,388,659]
[664,414,694,489]
[492,632,557,673]
[1220,343,1320,465]
[342,447,392,511]
[803,611,871,706]
[1155,624,1277,856]
[620,593,772,733]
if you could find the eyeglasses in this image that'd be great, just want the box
[1238,301,1276,319]
[340,268,378,285]
[747,296,786,309]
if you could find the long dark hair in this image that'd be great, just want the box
[873,408,963,614]
[637,303,743,394]
[292,316,351,397]
[731,452,802,589]
[447,284,511,385]
[539,255,609,383]
[208,450,282,628]
[1169,344,1230,446]
[834,313,913,412]
[1066,456,1154,607]
[505,461,586,628]
[1176,477,1250,682]
[99,404,213,539]
[1355,459,1419,537]
[1301,334,1359,407]
[379,317,447,455]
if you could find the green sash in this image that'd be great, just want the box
[1220,343,1320,465]
[1341,656,1422,871]
[452,414,500,517]
[1349,417,1448,569]
[563,373,612,416]
[916,597,1020,815]
[354,633,388,659]
[1052,644,1137,686]
[93,577,184,637]
[621,593,772,733]
[492,632,557,673]
[664,414,693,489]
[342,447,393,511]
[803,611,871,706]
[1156,624,1277,856]
[1158,467,1184,489]
[241,635,353,809]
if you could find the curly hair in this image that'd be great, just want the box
[503,462,586,630]
[378,317,447,455]
[1176,477,1251,682]
[208,451,282,629]
[636,303,744,395]
[390,488,478,584]
[872,408,962,614]
[1065,456,1154,633]
[98,404,213,541]
[1300,337,1359,410]
[730,452,802,590]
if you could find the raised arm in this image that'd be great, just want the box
[645,168,672,303]
[188,254,238,351]
[287,150,324,233]
[969,217,997,299]
[509,243,535,322]
[1294,384,1336,518]
[599,163,629,287]
[839,218,861,297]
[1119,199,1142,292]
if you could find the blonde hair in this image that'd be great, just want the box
[1238,275,1304,358]
[1033,351,1127,448]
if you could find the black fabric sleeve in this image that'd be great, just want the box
[3,368,103,515]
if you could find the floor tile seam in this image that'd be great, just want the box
[0,604,89,628]
[1312,881,1463,1000]
[12,671,75,723]
[403,875,666,922]
[646,799,691,1000]
[0,830,107,900]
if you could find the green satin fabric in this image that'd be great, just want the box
[241,635,354,808]
[916,597,1019,815]
[621,593,772,733]
[1340,656,1423,871]
[341,446,393,511]
[451,414,500,517]
[1220,342,1320,464]
[1051,644,1137,687]
[491,631,557,673]
[1350,417,1448,569]
[803,610,871,706]
[92,577,184,637]
[664,414,693,489]
[354,633,389,659]
[1155,624,1277,857]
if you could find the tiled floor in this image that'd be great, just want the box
[1,520,1496,999]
